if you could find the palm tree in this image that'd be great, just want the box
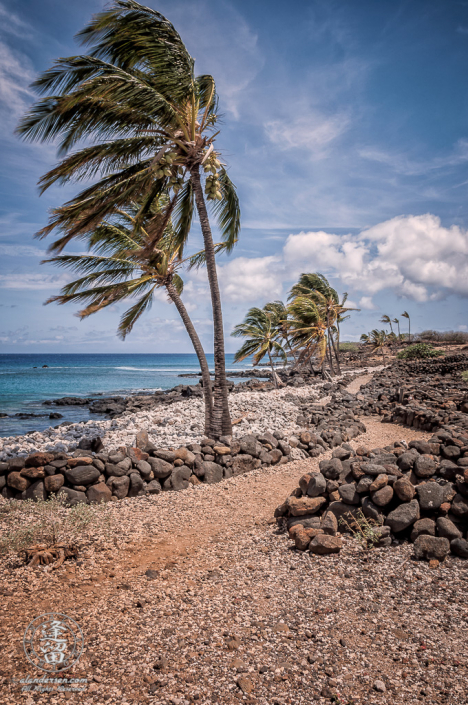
[401,311,411,343]
[232,308,286,388]
[262,301,297,364]
[289,273,358,374]
[392,317,401,341]
[43,200,217,435]
[369,329,388,361]
[380,315,393,334]
[16,0,240,439]
[286,297,328,374]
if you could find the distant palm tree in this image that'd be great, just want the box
[369,329,388,361]
[401,311,411,343]
[16,0,240,438]
[287,297,328,374]
[262,300,297,364]
[380,314,393,334]
[232,308,286,388]
[44,199,217,435]
[288,273,358,374]
[392,317,401,340]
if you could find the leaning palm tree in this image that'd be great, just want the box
[232,308,286,388]
[380,314,393,334]
[368,329,388,361]
[287,297,328,375]
[392,317,401,341]
[16,0,240,438]
[262,301,297,364]
[44,199,217,436]
[401,311,411,343]
[289,273,358,374]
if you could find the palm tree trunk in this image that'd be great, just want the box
[190,166,231,438]
[329,330,341,375]
[267,348,278,389]
[409,318,411,343]
[166,281,213,436]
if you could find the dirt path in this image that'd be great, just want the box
[0,414,445,705]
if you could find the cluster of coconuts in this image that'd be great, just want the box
[154,150,184,193]
[203,153,223,201]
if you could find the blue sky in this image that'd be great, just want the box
[0,0,467,353]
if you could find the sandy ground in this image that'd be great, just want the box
[1,376,467,705]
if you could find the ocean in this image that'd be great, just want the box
[0,353,254,438]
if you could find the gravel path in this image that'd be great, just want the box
[4,415,467,705]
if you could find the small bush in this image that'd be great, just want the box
[397,343,444,360]
[0,496,115,557]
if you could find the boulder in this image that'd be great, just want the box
[25,452,54,468]
[128,472,145,497]
[410,518,436,542]
[451,493,468,518]
[371,485,394,507]
[269,448,283,464]
[321,512,338,535]
[112,475,130,499]
[231,455,257,476]
[441,445,461,460]
[163,465,191,491]
[293,527,324,551]
[64,465,100,486]
[309,535,342,555]
[369,474,388,492]
[136,460,153,481]
[385,499,420,533]
[413,455,438,478]
[436,517,462,540]
[7,472,30,492]
[361,496,384,523]
[338,483,360,505]
[87,482,112,503]
[356,475,373,494]
[287,515,321,530]
[416,482,444,511]
[394,477,416,502]
[146,479,162,494]
[203,462,224,484]
[67,457,94,468]
[413,535,450,561]
[44,474,64,493]
[239,435,262,458]
[174,447,195,466]
[135,430,149,449]
[359,463,387,477]
[8,457,25,471]
[154,449,176,463]
[24,480,46,502]
[147,457,173,479]
[20,467,45,480]
[450,538,468,558]
[306,473,327,497]
[287,496,327,516]
[319,458,342,480]
[397,452,417,471]
[105,462,128,477]
[127,447,149,464]
[57,487,87,506]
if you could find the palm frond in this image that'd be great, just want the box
[210,168,240,250]
[117,286,156,339]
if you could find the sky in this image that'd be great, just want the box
[0,0,468,353]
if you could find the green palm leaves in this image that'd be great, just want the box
[361,329,388,360]
[401,311,411,342]
[232,308,286,388]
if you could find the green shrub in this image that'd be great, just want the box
[397,343,444,360]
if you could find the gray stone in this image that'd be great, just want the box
[257,432,278,448]
[112,475,130,499]
[259,449,273,465]
[416,482,444,511]
[231,454,257,476]
[410,518,436,542]
[203,462,223,484]
[86,482,112,503]
[146,479,162,494]
[148,456,173,478]
[321,512,338,535]
[442,444,461,460]
[452,493,468,517]
[154,449,176,463]
[356,475,373,493]
[128,472,145,497]
[327,501,360,522]
[64,465,100,486]
[24,480,46,502]
[332,447,351,461]
[277,440,291,455]
[385,499,420,533]
[163,465,191,491]
[438,459,458,480]
[105,462,127,477]
[135,430,149,449]
[306,473,327,497]
[136,460,153,481]
[361,496,384,523]
[371,485,394,506]
[413,535,450,561]
[319,458,342,480]
[239,435,262,458]
[414,455,438,478]
[436,517,462,540]
[309,535,342,555]
[44,474,64,493]
[287,515,321,530]
[57,487,88,506]
[397,452,417,471]
[359,463,387,476]
[338,483,360,505]
[450,538,468,558]
[174,447,195,466]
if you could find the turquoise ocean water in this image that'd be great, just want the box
[0,353,251,438]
